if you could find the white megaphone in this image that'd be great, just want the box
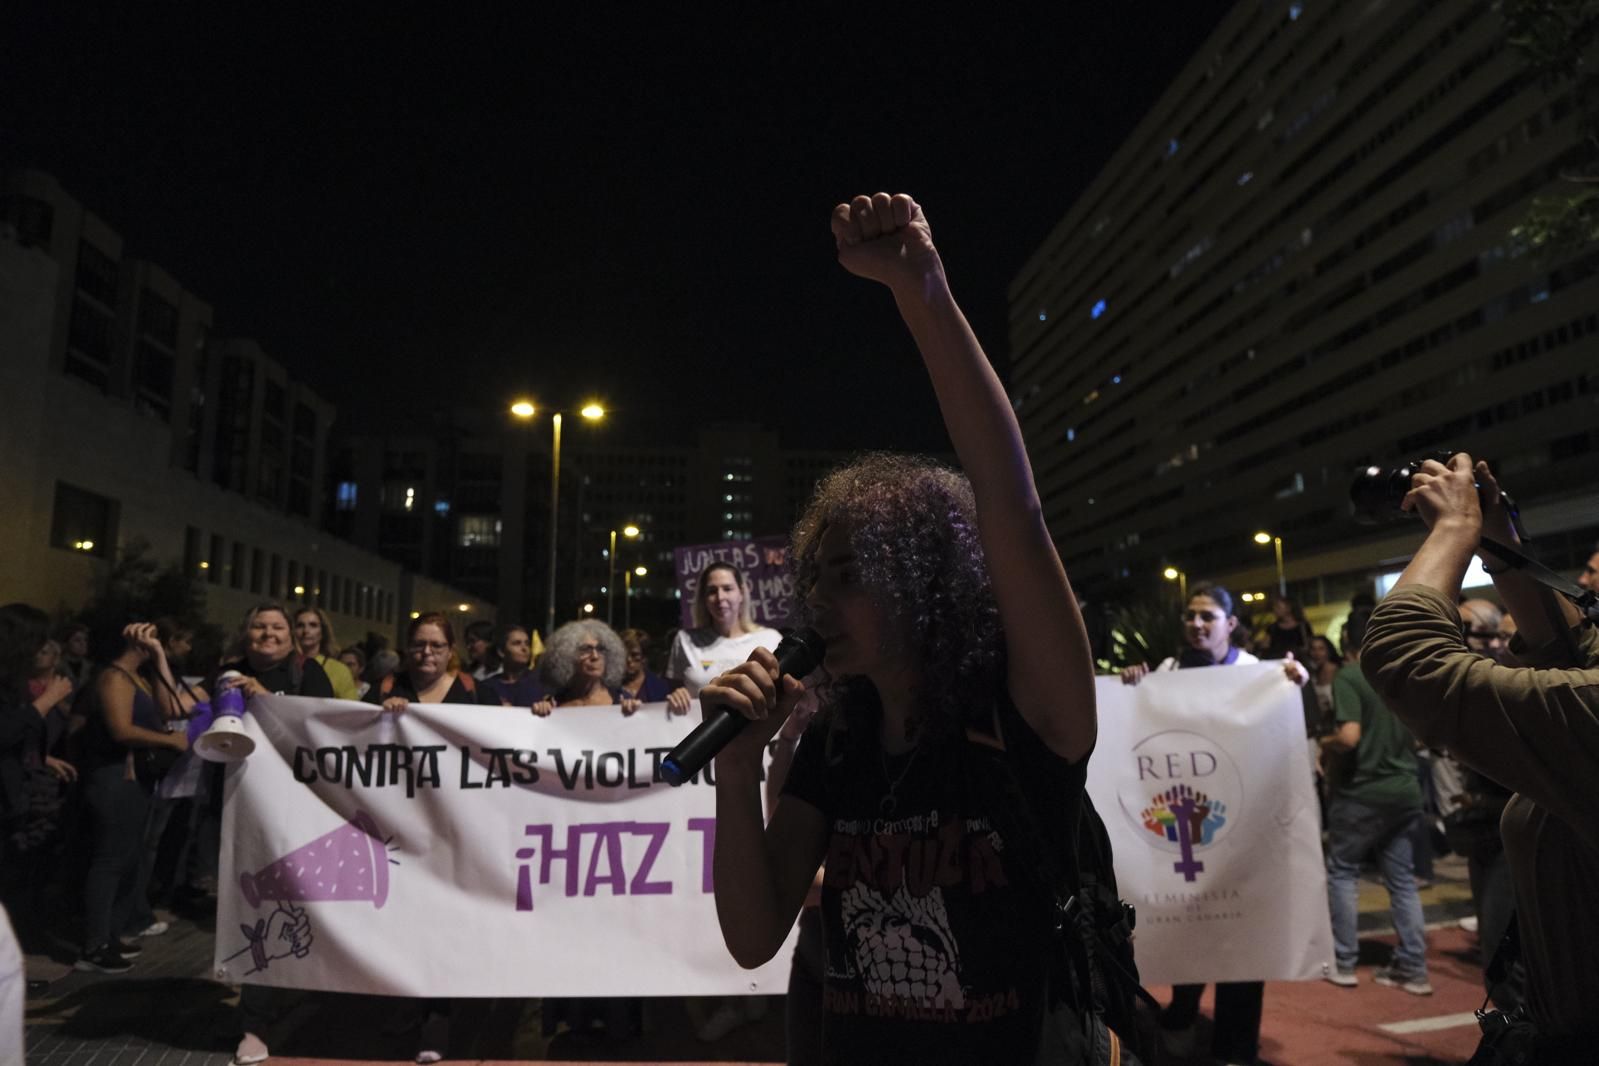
[194,671,257,763]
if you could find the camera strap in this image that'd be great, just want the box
[1478,535,1599,625]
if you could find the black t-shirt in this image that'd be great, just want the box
[365,671,478,705]
[782,694,1087,1066]
[226,656,335,698]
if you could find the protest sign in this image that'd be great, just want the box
[673,536,792,629]
[216,696,796,997]
[1086,665,1334,985]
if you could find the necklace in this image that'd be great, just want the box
[878,744,922,817]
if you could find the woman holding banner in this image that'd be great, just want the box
[700,193,1112,1063]
[1121,584,1307,1065]
[666,562,780,718]
[533,619,642,716]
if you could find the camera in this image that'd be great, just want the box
[1349,451,1461,522]
[1349,450,1520,529]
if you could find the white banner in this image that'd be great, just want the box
[1086,665,1333,985]
[216,696,796,997]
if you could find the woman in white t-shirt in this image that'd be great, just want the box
[668,562,783,700]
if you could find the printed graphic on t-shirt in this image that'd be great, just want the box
[821,811,1021,1025]
[840,881,964,1008]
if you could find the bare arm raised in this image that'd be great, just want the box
[831,193,1096,762]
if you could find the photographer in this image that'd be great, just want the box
[1361,452,1598,1059]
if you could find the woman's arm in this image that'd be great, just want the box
[832,193,1095,762]
[702,651,829,967]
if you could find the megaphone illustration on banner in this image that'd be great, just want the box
[194,670,257,763]
[240,811,391,909]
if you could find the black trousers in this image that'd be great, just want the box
[1164,981,1264,1063]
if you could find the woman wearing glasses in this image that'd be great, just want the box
[533,620,640,716]
[368,612,478,712]
[1120,584,1306,1065]
[360,610,477,1063]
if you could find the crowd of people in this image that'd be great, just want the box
[0,558,790,1063]
[6,193,1598,1066]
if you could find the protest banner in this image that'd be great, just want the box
[1086,665,1334,985]
[673,536,792,630]
[218,667,1330,997]
[216,696,796,997]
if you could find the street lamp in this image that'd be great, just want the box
[1254,531,1285,597]
[607,524,642,625]
[511,399,607,639]
[1162,566,1187,602]
[624,564,648,629]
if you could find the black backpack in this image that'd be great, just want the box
[973,717,1157,1063]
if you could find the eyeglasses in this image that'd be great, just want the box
[409,641,450,653]
[1182,610,1224,623]
[576,643,605,657]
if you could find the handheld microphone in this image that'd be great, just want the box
[660,628,825,787]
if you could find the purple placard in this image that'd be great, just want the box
[673,536,793,630]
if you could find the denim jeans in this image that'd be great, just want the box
[1326,794,1428,977]
[81,764,150,951]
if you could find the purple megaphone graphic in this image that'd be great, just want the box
[240,811,391,909]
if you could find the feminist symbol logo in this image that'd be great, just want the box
[1141,784,1227,882]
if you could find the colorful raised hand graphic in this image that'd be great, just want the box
[1139,784,1228,882]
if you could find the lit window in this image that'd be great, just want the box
[403,487,415,512]
[457,515,501,547]
[434,498,450,516]
[335,481,358,511]
[1090,299,1108,320]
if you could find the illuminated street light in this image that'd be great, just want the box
[607,524,644,625]
[1253,532,1286,596]
[582,602,595,615]
[293,585,306,595]
[509,400,608,636]
[457,603,470,612]
[1162,565,1187,601]
[634,565,648,577]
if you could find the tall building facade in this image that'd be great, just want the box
[1008,0,1599,605]
[0,169,491,642]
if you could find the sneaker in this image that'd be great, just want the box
[416,1011,449,1064]
[1374,966,1433,995]
[1460,914,1480,933]
[112,937,143,958]
[1325,967,1359,987]
[75,945,133,974]
[133,920,170,937]
[1157,1022,1195,1057]
[695,1002,745,1043]
[232,1032,270,1065]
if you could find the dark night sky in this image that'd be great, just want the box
[2,4,1232,451]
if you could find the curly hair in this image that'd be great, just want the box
[539,619,626,693]
[790,453,1004,742]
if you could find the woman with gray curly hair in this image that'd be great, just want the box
[700,193,1112,1065]
[533,619,640,716]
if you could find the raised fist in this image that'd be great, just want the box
[830,193,940,288]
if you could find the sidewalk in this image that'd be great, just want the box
[23,855,1481,1064]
